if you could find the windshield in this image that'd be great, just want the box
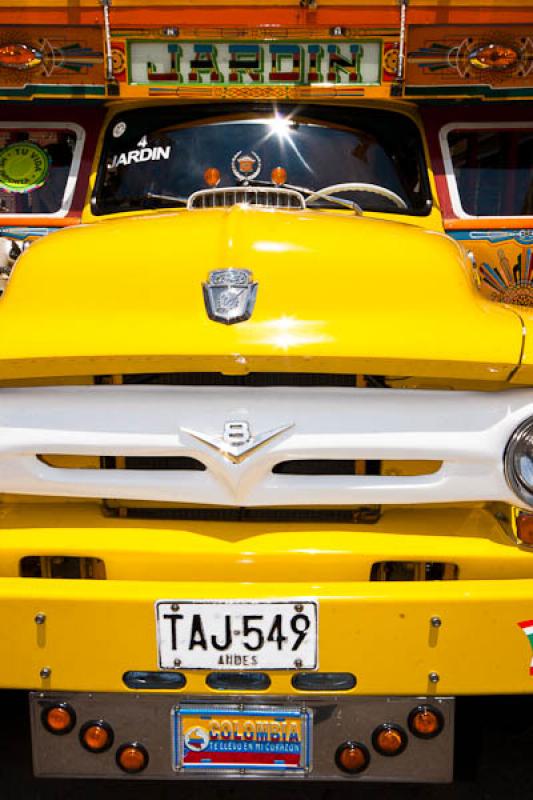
[93,105,431,216]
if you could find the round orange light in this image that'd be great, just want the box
[469,44,518,71]
[408,705,444,739]
[517,513,533,545]
[42,703,76,735]
[204,167,221,187]
[80,720,114,753]
[372,724,407,756]
[271,166,287,186]
[335,741,370,774]
[116,742,149,774]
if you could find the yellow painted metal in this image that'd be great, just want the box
[0,205,523,381]
[2,574,533,695]
[0,501,528,583]
[0,502,530,694]
[0,103,518,380]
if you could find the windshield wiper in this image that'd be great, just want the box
[146,192,188,206]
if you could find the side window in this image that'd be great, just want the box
[0,123,85,218]
[442,125,533,218]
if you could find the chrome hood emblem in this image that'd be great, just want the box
[203,269,258,325]
[182,419,293,463]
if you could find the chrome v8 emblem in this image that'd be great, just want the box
[182,420,293,464]
[203,269,258,325]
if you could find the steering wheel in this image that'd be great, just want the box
[305,182,408,210]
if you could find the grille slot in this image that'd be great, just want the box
[39,455,206,471]
[273,460,441,476]
[105,506,380,523]
[20,556,106,579]
[187,186,305,209]
[119,372,358,387]
[370,562,458,581]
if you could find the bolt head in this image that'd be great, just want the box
[40,667,51,679]
[294,604,304,613]
[431,616,442,628]
[428,671,440,684]
[171,603,180,612]
[174,658,181,667]
[294,658,303,669]
[34,613,46,625]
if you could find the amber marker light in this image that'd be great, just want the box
[41,703,76,735]
[372,724,407,756]
[204,167,221,187]
[408,705,444,739]
[335,741,370,774]
[80,720,114,753]
[0,43,42,70]
[116,742,149,773]
[516,513,533,545]
[469,44,519,71]
[271,166,287,186]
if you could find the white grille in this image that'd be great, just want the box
[187,186,305,210]
[0,385,531,508]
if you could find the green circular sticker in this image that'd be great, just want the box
[0,141,50,194]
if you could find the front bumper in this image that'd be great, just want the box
[1,573,533,695]
[0,501,532,695]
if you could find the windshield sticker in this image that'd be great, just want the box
[231,151,262,181]
[113,121,127,138]
[0,141,50,194]
[108,141,171,169]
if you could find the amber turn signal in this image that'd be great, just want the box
[41,702,76,735]
[116,742,149,773]
[80,720,114,753]
[204,167,221,187]
[372,724,407,756]
[335,741,370,774]
[516,513,533,545]
[408,705,444,739]
[271,166,287,186]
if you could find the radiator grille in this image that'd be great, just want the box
[187,186,305,209]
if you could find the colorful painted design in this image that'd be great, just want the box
[466,230,533,247]
[128,40,381,87]
[0,43,42,70]
[174,705,311,772]
[518,620,533,675]
[382,42,399,81]
[0,142,50,194]
[478,247,533,307]
[0,26,105,98]
[406,25,533,94]
[111,42,127,82]
[450,230,533,306]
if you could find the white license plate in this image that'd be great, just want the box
[156,600,318,670]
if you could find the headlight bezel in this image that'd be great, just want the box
[504,417,533,509]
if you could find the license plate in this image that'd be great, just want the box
[156,600,318,670]
[173,704,312,773]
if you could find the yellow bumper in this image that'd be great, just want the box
[1,574,533,695]
[2,501,533,696]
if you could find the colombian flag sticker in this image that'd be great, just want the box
[518,620,533,675]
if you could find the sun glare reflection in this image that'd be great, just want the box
[246,315,333,351]
[268,113,293,140]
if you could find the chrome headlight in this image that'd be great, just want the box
[504,417,533,507]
